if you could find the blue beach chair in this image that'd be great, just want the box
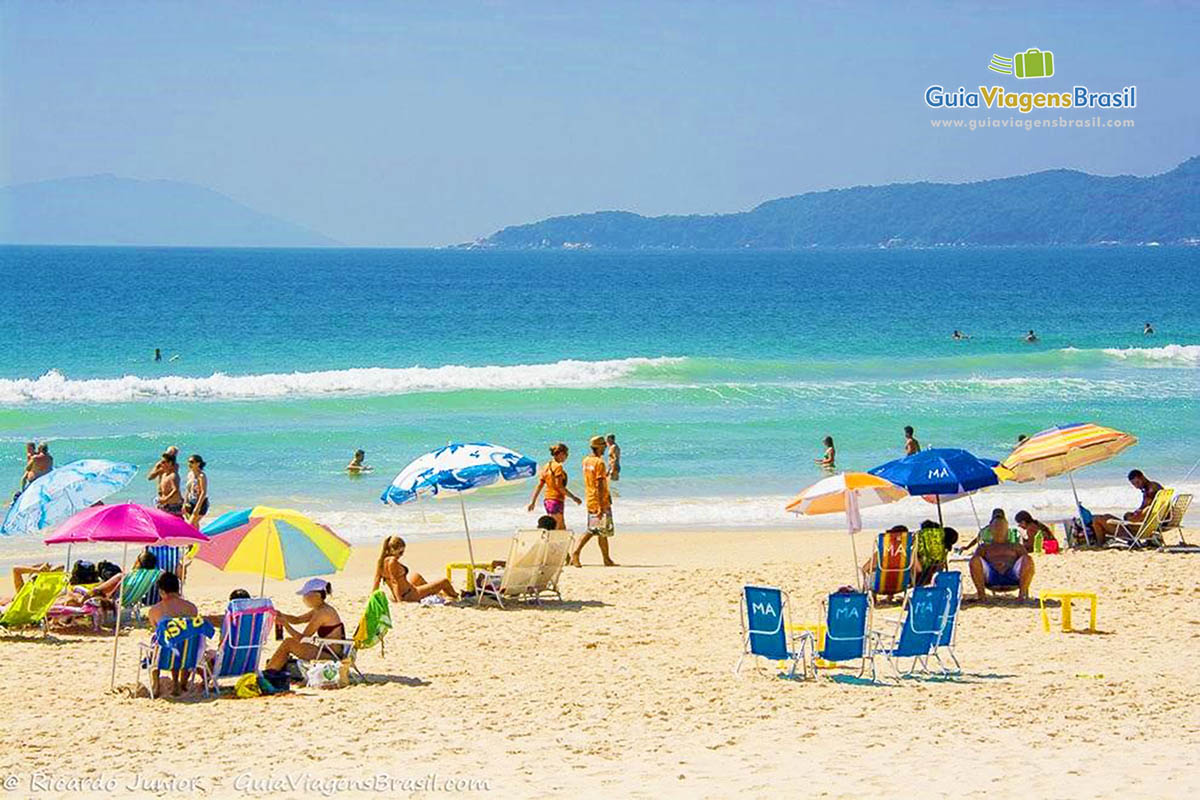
[206,598,276,692]
[875,585,952,678]
[735,585,804,679]
[803,590,877,681]
[145,545,183,605]
[932,571,964,673]
[138,615,215,698]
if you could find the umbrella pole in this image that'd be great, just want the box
[936,495,944,526]
[1067,470,1082,509]
[109,542,128,691]
[848,528,861,590]
[259,524,271,598]
[458,493,477,587]
[967,494,981,529]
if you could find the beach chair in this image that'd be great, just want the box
[475,529,573,607]
[1157,493,1192,547]
[205,598,276,692]
[932,570,964,673]
[0,571,69,634]
[138,615,216,699]
[735,585,804,679]
[301,590,391,683]
[144,545,183,605]
[866,529,915,601]
[46,568,162,631]
[801,590,877,681]
[1112,489,1174,549]
[874,585,952,678]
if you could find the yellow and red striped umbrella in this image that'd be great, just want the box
[1001,422,1137,483]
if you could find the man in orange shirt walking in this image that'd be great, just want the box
[570,435,616,567]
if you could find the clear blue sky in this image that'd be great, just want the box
[2,1,1197,245]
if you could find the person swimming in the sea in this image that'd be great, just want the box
[1024,329,1039,343]
[1143,322,1155,335]
[346,449,372,474]
[951,329,970,341]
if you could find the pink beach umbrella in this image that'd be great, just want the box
[44,504,208,689]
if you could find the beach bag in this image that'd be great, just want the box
[259,668,292,694]
[305,661,342,689]
[97,560,121,581]
[234,673,262,699]
[70,560,99,585]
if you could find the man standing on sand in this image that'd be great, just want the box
[606,433,621,482]
[570,436,616,567]
[148,448,184,516]
[904,426,921,455]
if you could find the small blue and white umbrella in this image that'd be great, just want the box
[2,459,138,536]
[381,442,537,572]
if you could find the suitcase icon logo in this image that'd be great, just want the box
[988,48,1055,79]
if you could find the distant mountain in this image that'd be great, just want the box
[0,174,337,247]
[479,157,1200,249]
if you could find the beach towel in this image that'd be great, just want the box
[353,590,392,649]
[153,615,215,671]
[871,530,915,597]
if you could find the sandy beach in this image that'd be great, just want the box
[2,526,1198,799]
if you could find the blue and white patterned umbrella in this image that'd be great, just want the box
[381,442,537,579]
[381,442,537,506]
[2,459,138,536]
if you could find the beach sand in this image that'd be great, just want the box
[2,527,1198,799]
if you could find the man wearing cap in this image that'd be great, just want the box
[570,435,616,567]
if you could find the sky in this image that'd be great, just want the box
[2,1,1197,246]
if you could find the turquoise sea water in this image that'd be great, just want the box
[0,245,1197,544]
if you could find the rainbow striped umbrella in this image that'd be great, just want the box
[1001,422,1137,510]
[193,506,350,596]
[1001,422,1137,483]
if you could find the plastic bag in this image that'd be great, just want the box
[305,661,342,689]
[234,673,262,698]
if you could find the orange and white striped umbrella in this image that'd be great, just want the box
[1001,422,1137,483]
[785,472,908,516]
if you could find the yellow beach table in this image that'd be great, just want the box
[193,506,351,596]
[785,472,908,584]
[1000,422,1137,511]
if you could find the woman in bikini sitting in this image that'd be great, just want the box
[372,536,460,603]
[264,579,345,669]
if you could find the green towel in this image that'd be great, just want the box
[0,571,69,628]
[354,589,392,650]
[917,526,947,567]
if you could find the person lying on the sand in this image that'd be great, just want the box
[1088,469,1163,546]
[265,579,345,671]
[372,536,459,602]
[968,539,1035,602]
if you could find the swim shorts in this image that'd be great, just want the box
[981,558,1022,587]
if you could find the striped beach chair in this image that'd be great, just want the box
[144,546,183,605]
[867,529,915,601]
[46,568,162,631]
[138,615,215,699]
[206,598,276,691]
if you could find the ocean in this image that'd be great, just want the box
[1,245,1197,553]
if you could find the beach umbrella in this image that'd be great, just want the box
[869,448,1001,525]
[192,506,351,597]
[44,503,208,690]
[3,459,138,536]
[919,458,1012,528]
[1000,422,1137,508]
[381,442,537,576]
[785,472,908,584]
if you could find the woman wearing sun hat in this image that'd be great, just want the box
[264,578,345,671]
[569,436,616,567]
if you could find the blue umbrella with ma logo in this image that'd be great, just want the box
[868,448,1001,525]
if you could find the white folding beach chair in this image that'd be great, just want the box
[1112,489,1173,549]
[476,529,572,608]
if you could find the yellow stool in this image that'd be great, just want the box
[445,562,481,592]
[788,623,836,668]
[1039,590,1097,632]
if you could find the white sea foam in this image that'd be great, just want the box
[1099,344,1200,366]
[0,357,685,405]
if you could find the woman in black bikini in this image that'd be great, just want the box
[264,579,345,670]
[372,536,459,602]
